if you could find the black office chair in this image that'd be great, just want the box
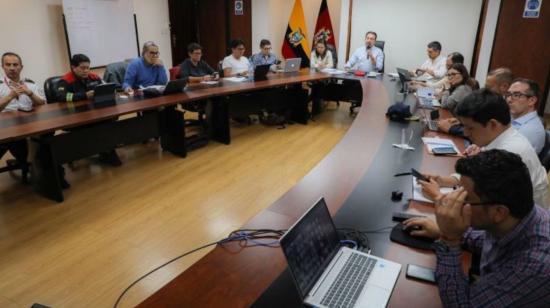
[218,60,224,78]
[374,40,385,73]
[0,143,29,184]
[43,76,62,103]
[538,130,550,171]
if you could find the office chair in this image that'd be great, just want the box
[538,130,550,171]
[43,76,62,103]
[169,66,209,150]
[0,154,29,184]
[218,60,224,78]
[103,61,129,89]
[374,40,385,73]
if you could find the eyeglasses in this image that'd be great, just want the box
[504,92,533,99]
[148,51,160,56]
[446,72,460,77]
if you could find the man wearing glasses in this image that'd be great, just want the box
[222,39,251,77]
[250,39,278,70]
[506,78,545,154]
[123,41,168,94]
[418,89,548,208]
[404,149,550,307]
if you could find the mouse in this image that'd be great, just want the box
[402,224,422,235]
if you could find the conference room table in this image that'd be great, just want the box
[0,70,332,202]
[137,74,471,307]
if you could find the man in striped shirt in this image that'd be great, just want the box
[405,149,550,307]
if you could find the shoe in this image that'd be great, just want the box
[98,150,122,167]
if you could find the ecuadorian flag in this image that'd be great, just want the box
[281,0,310,67]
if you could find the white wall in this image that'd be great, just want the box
[475,0,501,87]
[252,0,342,59]
[348,0,483,73]
[0,0,172,87]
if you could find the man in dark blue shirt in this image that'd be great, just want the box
[179,43,218,83]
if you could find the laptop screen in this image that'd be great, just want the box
[280,198,340,298]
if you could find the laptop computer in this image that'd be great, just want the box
[254,64,271,81]
[93,83,117,107]
[162,78,187,95]
[278,58,302,73]
[280,198,401,308]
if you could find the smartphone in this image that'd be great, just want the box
[392,211,426,223]
[411,168,429,182]
[432,147,458,155]
[406,264,436,283]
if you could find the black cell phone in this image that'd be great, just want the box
[392,211,426,223]
[411,168,429,182]
[430,109,440,120]
[406,264,436,283]
[432,147,458,156]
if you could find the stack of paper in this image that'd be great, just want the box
[412,176,454,204]
[321,68,346,75]
[223,77,247,83]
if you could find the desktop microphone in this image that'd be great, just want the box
[366,45,372,59]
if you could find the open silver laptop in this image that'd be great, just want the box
[280,198,401,308]
[278,58,301,73]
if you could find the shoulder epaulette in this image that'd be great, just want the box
[23,78,35,84]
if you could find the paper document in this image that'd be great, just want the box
[388,73,399,78]
[321,68,346,75]
[421,137,459,153]
[367,71,380,77]
[412,177,454,204]
[223,77,247,83]
[200,80,219,85]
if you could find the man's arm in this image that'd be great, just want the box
[433,58,447,79]
[0,88,17,111]
[345,49,358,68]
[435,245,550,307]
[375,49,384,72]
[158,66,168,85]
[122,62,137,92]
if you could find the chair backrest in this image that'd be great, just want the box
[538,130,550,171]
[103,61,129,87]
[169,66,181,81]
[218,60,224,78]
[374,40,385,73]
[43,76,62,103]
[327,44,338,69]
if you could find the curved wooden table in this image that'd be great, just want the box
[137,76,469,307]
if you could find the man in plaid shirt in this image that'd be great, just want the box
[404,149,550,307]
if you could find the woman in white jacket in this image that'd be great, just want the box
[310,40,333,70]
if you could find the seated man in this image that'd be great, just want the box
[414,41,447,79]
[222,39,251,77]
[56,54,122,167]
[404,149,550,307]
[250,39,278,69]
[345,31,383,73]
[485,67,513,96]
[123,41,168,94]
[410,52,464,93]
[419,89,548,207]
[180,42,218,83]
[0,52,45,171]
[506,78,545,154]
[438,67,509,135]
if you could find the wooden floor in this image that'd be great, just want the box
[0,103,353,308]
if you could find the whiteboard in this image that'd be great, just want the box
[349,0,482,75]
[62,0,139,67]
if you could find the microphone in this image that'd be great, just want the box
[367,44,372,59]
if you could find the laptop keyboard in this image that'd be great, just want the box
[320,253,377,308]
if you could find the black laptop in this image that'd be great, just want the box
[93,83,117,107]
[254,64,271,81]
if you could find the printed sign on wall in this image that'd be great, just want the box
[235,0,243,15]
[523,0,542,18]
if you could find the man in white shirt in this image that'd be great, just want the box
[506,78,545,154]
[415,41,447,79]
[345,31,384,73]
[0,52,46,172]
[0,52,45,112]
[222,39,251,77]
[419,89,548,208]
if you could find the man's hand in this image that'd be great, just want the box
[403,217,440,239]
[422,173,459,187]
[153,58,164,66]
[463,144,481,156]
[86,90,94,99]
[203,75,213,82]
[435,188,471,246]
[419,178,443,201]
[437,118,460,133]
